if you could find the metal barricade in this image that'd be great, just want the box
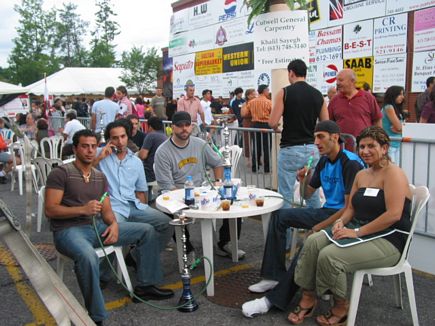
[393,136,435,239]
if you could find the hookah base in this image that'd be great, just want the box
[177,294,199,312]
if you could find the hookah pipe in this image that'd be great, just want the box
[92,193,213,311]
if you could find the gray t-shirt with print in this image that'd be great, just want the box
[154,136,223,190]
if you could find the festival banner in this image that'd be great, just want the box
[222,42,254,73]
[414,7,435,52]
[386,0,435,15]
[343,56,374,89]
[343,19,374,59]
[315,26,342,62]
[411,51,435,92]
[373,54,407,92]
[373,13,407,56]
[254,10,309,70]
[195,49,223,75]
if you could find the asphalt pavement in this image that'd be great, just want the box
[1,175,435,326]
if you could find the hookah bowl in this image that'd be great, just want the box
[169,212,199,312]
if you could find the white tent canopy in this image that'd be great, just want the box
[0,81,28,95]
[26,67,135,96]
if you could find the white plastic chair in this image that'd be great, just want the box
[39,185,133,295]
[33,157,63,190]
[56,246,133,296]
[219,145,242,178]
[348,185,430,326]
[10,140,38,195]
[1,128,15,142]
[40,136,64,159]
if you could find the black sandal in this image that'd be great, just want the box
[288,299,317,325]
[316,310,347,326]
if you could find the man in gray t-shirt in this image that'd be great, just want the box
[91,87,120,133]
[155,111,245,259]
[150,88,167,120]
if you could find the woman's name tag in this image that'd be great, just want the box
[364,188,380,197]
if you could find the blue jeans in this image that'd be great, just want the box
[278,145,320,209]
[260,207,337,280]
[53,219,163,323]
[114,202,172,251]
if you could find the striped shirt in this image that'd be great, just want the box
[245,96,272,123]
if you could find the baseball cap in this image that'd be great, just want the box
[314,120,343,143]
[172,111,191,126]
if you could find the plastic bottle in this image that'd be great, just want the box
[223,173,233,202]
[184,176,195,206]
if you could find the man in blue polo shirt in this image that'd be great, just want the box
[94,120,172,273]
[242,120,364,317]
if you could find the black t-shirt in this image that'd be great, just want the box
[281,81,324,147]
[131,130,146,149]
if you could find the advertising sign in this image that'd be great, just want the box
[307,61,343,94]
[341,0,387,25]
[373,54,407,92]
[309,31,317,64]
[169,16,253,58]
[170,10,189,35]
[412,51,435,92]
[254,11,309,70]
[195,49,223,76]
[414,7,435,52]
[343,56,374,89]
[373,13,407,56]
[172,53,195,96]
[343,19,373,59]
[315,26,342,62]
[223,42,254,73]
[386,0,435,15]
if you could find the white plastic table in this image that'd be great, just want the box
[156,187,283,296]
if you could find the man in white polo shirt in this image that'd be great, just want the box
[61,110,86,158]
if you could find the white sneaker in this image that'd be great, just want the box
[215,243,246,259]
[242,297,272,318]
[248,279,279,293]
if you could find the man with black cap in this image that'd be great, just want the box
[242,120,364,318]
[154,111,245,260]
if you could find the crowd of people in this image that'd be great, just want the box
[0,62,433,325]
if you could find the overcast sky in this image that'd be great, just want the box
[0,0,173,67]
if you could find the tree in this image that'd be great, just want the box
[56,2,89,67]
[89,0,120,67]
[8,0,60,85]
[120,47,162,94]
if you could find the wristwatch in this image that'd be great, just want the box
[354,228,360,237]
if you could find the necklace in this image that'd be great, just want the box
[82,171,91,183]
[73,162,92,183]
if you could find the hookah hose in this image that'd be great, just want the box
[299,153,314,207]
[201,141,221,190]
[92,192,213,310]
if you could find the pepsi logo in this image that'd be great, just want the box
[224,0,237,15]
[324,64,338,84]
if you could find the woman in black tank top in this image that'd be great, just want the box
[289,127,412,326]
